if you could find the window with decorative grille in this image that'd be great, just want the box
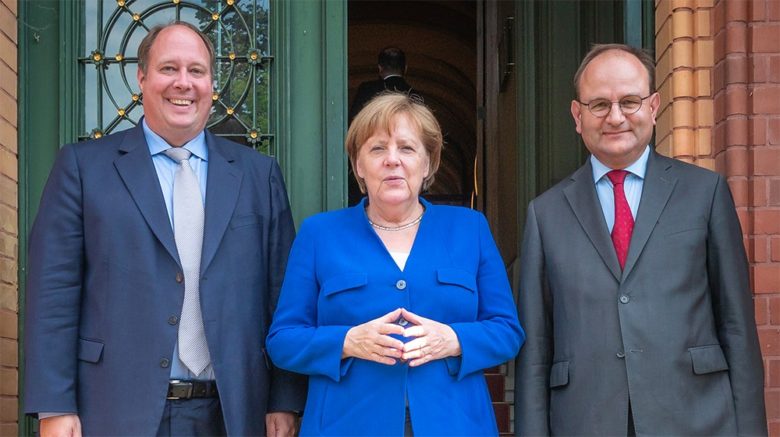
[80,0,273,154]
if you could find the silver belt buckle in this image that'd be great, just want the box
[167,379,194,400]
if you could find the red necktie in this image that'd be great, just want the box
[607,170,634,269]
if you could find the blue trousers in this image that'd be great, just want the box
[156,398,226,436]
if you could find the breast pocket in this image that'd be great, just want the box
[230,212,262,229]
[436,268,477,293]
[321,273,368,298]
[433,268,478,321]
[318,273,370,325]
[228,213,264,274]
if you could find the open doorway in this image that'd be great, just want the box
[347,1,478,207]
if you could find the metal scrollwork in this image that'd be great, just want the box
[80,0,272,154]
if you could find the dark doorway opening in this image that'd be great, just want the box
[347,0,478,207]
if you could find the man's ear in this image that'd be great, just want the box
[571,100,583,134]
[648,92,661,125]
[137,68,145,92]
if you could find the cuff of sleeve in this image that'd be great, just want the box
[444,356,462,376]
[37,412,74,419]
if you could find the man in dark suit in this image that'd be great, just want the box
[349,46,413,124]
[24,22,305,436]
[515,43,766,435]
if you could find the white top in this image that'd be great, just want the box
[389,251,410,271]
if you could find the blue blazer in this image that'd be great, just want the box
[24,124,306,436]
[267,199,524,436]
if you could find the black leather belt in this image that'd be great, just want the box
[167,380,219,400]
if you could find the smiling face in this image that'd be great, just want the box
[570,50,660,169]
[355,113,430,208]
[137,25,213,146]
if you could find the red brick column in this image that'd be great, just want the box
[0,0,17,434]
[658,0,780,432]
[712,0,780,432]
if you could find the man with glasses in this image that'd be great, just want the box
[515,43,766,435]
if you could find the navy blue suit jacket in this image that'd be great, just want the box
[267,199,524,435]
[24,124,306,435]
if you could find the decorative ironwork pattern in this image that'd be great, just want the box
[80,0,272,154]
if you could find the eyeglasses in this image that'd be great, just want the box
[577,95,653,118]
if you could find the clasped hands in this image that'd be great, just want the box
[342,308,461,366]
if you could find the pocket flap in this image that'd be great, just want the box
[436,268,477,292]
[322,273,368,297]
[230,213,262,229]
[549,361,569,388]
[78,338,104,363]
[688,345,729,375]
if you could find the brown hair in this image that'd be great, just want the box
[573,43,655,99]
[346,92,442,193]
[137,21,216,74]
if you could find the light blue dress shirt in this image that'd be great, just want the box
[143,120,214,380]
[590,145,650,232]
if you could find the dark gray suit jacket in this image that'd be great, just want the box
[515,151,766,435]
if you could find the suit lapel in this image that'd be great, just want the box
[622,152,676,279]
[564,161,622,281]
[114,125,181,265]
[201,132,242,273]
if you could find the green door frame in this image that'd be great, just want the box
[514,0,654,255]
[275,0,347,225]
[17,1,346,433]
[17,1,76,431]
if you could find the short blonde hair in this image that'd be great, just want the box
[346,92,442,193]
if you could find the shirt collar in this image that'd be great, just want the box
[142,118,208,161]
[590,145,650,184]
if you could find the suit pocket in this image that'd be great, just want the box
[436,268,477,293]
[322,273,368,297]
[688,344,729,375]
[78,338,105,363]
[230,213,262,229]
[662,225,706,237]
[549,361,569,388]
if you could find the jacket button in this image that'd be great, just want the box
[176,272,183,283]
[160,358,170,368]
[616,351,625,359]
[395,280,407,290]
[619,295,630,304]
[168,315,179,325]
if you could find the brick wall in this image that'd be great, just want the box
[655,0,716,169]
[740,0,780,432]
[656,0,780,433]
[0,0,17,434]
